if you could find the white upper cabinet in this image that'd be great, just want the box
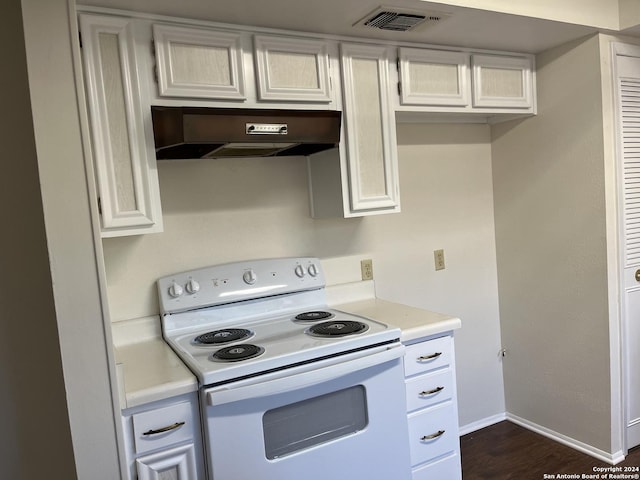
[253,35,332,103]
[396,47,535,118]
[153,24,246,100]
[151,26,338,109]
[79,14,163,237]
[340,43,400,214]
[398,48,470,106]
[77,10,537,229]
[308,42,400,218]
[471,54,533,108]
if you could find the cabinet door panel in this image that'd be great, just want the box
[399,48,469,106]
[79,14,163,237]
[136,444,197,480]
[254,35,332,102]
[341,43,399,213]
[472,54,533,108]
[153,24,246,99]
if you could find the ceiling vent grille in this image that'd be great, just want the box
[355,7,450,32]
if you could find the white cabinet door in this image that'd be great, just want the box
[79,14,163,237]
[136,444,197,480]
[122,393,204,480]
[471,54,533,108]
[340,43,400,213]
[153,24,246,100]
[398,48,470,106]
[254,35,332,102]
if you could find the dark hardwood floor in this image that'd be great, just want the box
[461,421,640,479]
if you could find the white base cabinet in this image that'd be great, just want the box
[121,393,204,480]
[403,333,462,480]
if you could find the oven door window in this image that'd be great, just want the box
[262,385,368,459]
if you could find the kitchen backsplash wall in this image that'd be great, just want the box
[101,122,504,429]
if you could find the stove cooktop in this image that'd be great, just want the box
[164,307,399,386]
[158,258,401,387]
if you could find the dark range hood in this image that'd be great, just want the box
[151,106,341,160]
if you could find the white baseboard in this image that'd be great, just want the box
[459,413,507,436]
[506,413,626,465]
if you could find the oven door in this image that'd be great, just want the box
[202,344,411,480]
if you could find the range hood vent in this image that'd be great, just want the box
[355,6,450,32]
[151,107,341,160]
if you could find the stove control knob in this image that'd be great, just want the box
[185,279,200,295]
[308,264,319,277]
[168,282,184,298]
[243,269,257,285]
[294,265,305,278]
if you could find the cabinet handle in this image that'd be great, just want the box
[421,430,445,441]
[636,269,640,282]
[419,386,445,396]
[417,352,442,361]
[142,421,185,436]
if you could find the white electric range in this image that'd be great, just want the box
[158,257,411,480]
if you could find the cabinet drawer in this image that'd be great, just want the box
[132,401,194,455]
[404,336,451,377]
[408,402,458,466]
[412,453,461,480]
[406,368,454,412]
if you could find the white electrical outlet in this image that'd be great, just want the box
[434,249,445,271]
[361,259,373,280]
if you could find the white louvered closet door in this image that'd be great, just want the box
[620,75,640,266]
[614,44,640,450]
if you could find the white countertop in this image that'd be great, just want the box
[112,316,198,410]
[332,297,461,343]
[112,281,460,409]
[327,280,461,343]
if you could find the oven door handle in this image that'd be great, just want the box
[205,345,404,407]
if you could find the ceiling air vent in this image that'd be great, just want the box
[355,7,450,32]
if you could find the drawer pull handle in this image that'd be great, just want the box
[417,352,442,361]
[142,421,185,436]
[419,386,445,396]
[421,430,445,441]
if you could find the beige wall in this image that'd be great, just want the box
[0,0,77,478]
[377,123,505,428]
[103,122,505,429]
[21,0,123,477]
[492,34,613,452]
[619,0,640,29]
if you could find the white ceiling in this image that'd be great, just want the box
[79,0,618,53]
